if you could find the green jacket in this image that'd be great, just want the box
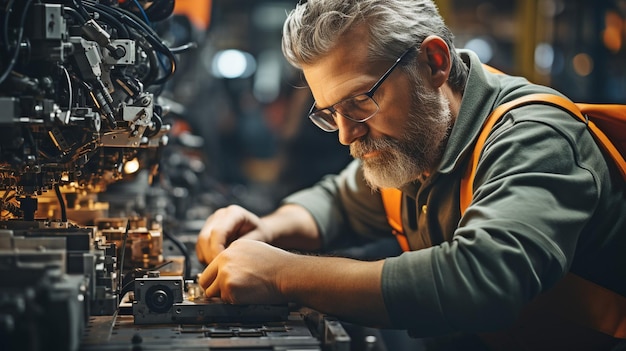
[282,50,626,336]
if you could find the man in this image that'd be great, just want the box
[196,0,626,349]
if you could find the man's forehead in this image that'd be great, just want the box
[301,39,376,107]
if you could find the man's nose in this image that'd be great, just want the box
[336,113,368,145]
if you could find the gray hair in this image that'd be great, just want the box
[282,0,468,92]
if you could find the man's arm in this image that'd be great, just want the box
[279,251,390,327]
[263,204,322,251]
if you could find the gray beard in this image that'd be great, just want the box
[350,84,452,190]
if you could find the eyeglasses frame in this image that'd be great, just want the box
[307,47,415,132]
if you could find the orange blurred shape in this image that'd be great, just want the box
[603,11,623,53]
[572,53,593,77]
[174,0,212,30]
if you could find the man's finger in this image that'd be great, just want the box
[196,235,207,264]
[204,280,220,299]
[198,261,218,290]
[208,228,227,262]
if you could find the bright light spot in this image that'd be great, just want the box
[215,50,246,78]
[572,53,593,77]
[465,37,493,63]
[212,50,256,79]
[254,50,282,103]
[124,158,140,174]
[534,43,554,73]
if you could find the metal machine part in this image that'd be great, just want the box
[0,1,353,350]
[1,0,173,338]
[0,237,89,351]
[0,220,119,316]
[96,217,167,271]
[83,307,351,351]
[0,0,172,207]
[132,273,289,325]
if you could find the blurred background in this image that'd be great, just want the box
[159,0,626,218]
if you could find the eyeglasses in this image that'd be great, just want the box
[307,47,414,132]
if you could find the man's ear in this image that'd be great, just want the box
[420,36,451,88]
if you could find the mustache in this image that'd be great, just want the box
[350,135,398,158]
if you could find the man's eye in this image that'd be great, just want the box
[351,95,370,104]
[341,96,369,110]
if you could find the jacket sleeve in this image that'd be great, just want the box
[281,159,393,249]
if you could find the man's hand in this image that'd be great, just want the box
[199,239,291,304]
[196,205,272,265]
[197,237,391,327]
[192,204,392,327]
[196,204,322,265]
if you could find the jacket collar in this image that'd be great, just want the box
[438,49,502,174]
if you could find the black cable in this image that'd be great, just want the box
[63,6,86,25]
[3,0,15,55]
[143,111,162,138]
[111,6,165,48]
[54,184,67,222]
[81,3,130,38]
[130,0,150,25]
[163,229,191,280]
[84,2,176,84]
[151,51,176,85]
[169,42,198,54]
[111,9,176,85]
[134,34,160,85]
[0,0,33,85]
[118,219,131,296]
[60,65,72,110]
[85,2,166,52]
[119,267,143,299]
[71,0,90,20]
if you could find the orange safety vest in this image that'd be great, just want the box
[379,95,626,345]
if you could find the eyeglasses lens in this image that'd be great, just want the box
[309,94,379,132]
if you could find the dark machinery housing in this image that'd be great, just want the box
[0,1,351,350]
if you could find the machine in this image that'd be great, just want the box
[0,1,351,350]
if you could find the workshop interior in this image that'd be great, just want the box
[0,0,624,350]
